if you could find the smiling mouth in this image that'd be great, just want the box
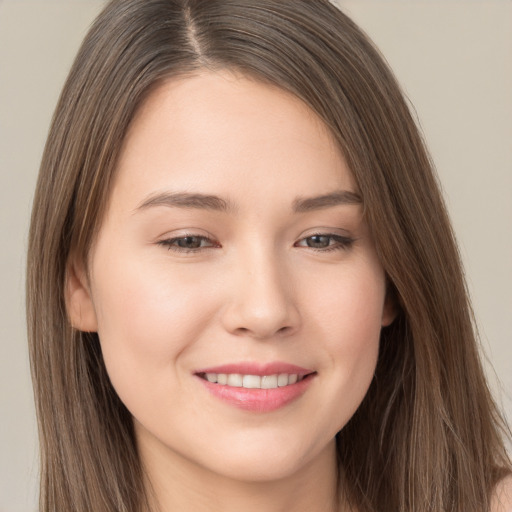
[197,372,314,389]
[194,363,316,411]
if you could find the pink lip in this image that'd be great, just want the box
[194,362,316,413]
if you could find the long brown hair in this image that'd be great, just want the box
[27,0,511,510]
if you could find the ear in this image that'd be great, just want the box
[381,282,398,327]
[65,257,98,332]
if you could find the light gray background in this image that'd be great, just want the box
[1,1,511,510]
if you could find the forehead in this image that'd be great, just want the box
[111,70,356,212]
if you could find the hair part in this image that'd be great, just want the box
[27,1,511,510]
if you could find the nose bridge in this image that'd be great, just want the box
[222,240,300,339]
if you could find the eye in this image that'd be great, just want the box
[295,233,354,252]
[157,235,218,253]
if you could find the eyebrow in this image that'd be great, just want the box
[134,190,362,214]
[135,192,236,213]
[292,190,362,212]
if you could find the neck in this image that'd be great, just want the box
[140,434,343,512]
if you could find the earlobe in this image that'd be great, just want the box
[381,285,398,327]
[65,258,98,332]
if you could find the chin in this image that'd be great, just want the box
[195,430,337,484]
[205,452,315,483]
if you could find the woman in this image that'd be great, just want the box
[26,0,512,511]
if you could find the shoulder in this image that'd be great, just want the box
[491,475,512,512]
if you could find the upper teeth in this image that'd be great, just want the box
[204,373,301,389]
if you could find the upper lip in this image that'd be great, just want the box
[194,362,314,377]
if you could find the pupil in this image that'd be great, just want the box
[178,236,201,249]
[308,235,330,248]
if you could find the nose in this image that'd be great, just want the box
[220,248,301,340]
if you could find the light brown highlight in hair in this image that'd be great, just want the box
[27,1,511,511]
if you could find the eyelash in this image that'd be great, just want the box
[157,233,355,254]
[157,235,219,253]
[295,233,355,252]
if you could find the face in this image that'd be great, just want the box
[68,70,394,485]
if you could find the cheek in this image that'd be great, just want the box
[306,261,384,428]
[309,258,386,350]
[89,252,218,405]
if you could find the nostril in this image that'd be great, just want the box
[277,325,292,334]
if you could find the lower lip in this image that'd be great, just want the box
[197,375,315,412]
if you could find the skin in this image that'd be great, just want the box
[492,476,512,512]
[67,70,396,512]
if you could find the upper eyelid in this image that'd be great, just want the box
[296,233,352,241]
[157,230,215,242]
[158,234,216,245]
[158,231,349,241]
